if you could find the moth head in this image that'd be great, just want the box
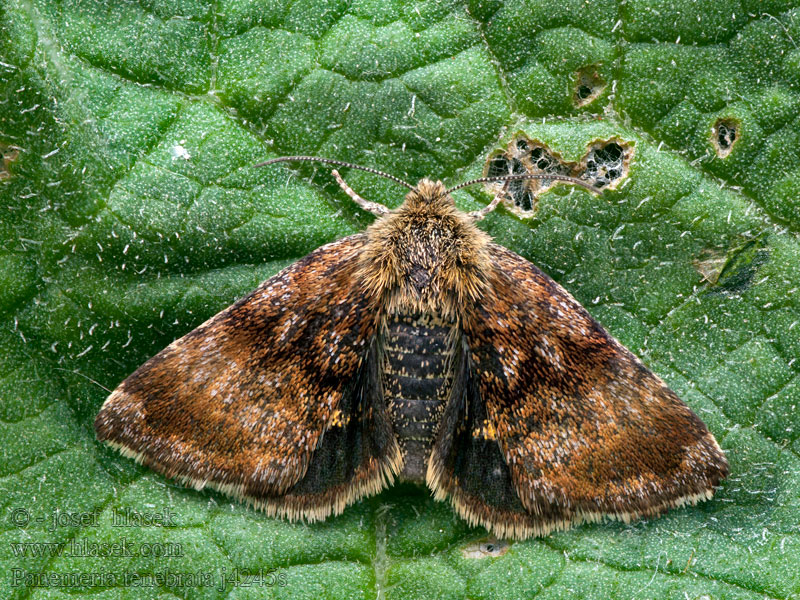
[363,191,492,314]
[404,179,452,209]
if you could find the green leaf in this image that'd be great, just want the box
[2,0,800,598]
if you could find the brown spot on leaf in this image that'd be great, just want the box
[574,65,606,107]
[693,251,728,284]
[1,144,20,181]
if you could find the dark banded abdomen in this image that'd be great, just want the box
[382,312,454,483]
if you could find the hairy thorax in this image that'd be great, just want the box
[357,179,492,319]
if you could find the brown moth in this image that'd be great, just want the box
[95,156,729,539]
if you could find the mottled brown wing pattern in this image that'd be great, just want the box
[95,234,401,521]
[437,243,728,538]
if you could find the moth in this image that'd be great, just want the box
[95,156,729,539]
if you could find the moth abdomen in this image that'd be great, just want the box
[382,312,454,483]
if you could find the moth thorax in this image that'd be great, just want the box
[380,309,456,484]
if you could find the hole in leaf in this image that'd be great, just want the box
[530,146,569,174]
[483,135,633,218]
[486,152,536,213]
[583,140,632,189]
[461,537,510,559]
[711,118,738,158]
[486,155,514,178]
[573,66,606,107]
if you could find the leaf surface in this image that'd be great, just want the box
[2,1,800,598]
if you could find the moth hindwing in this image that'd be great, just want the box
[96,161,728,539]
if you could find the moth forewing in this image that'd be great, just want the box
[96,235,402,522]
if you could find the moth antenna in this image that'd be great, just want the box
[255,155,417,192]
[470,182,510,221]
[332,169,389,216]
[446,173,601,196]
